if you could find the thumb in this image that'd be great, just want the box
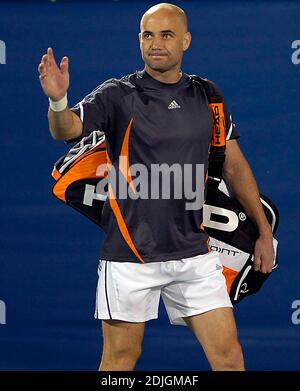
[60,56,69,74]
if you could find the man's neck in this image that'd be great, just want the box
[144,66,182,84]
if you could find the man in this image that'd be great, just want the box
[38,3,274,371]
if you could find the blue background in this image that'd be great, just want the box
[0,0,299,370]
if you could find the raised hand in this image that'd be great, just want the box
[38,47,69,101]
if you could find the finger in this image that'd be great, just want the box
[60,56,69,74]
[39,74,47,82]
[253,254,262,272]
[41,54,48,64]
[267,260,275,273]
[47,47,58,68]
[47,47,54,59]
[258,253,273,274]
[38,63,46,76]
[41,55,51,74]
[260,265,268,274]
[264,254,275,273]
[262,264,272,274]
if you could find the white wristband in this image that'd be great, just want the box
[49,94,68,112]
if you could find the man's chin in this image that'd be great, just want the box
[145,62,170,73]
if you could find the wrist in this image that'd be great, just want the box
[258,225,273,239]
[49,94,68,112]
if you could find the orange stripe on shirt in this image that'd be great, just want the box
[119,118,136,194]
[108,182,144,264]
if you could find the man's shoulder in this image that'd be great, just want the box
[92,71,139,95]
[188,74,219,89]
[188,74,224,100]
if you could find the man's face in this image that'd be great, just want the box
[139,10,191,73]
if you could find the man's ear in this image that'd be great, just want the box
[138,32,141,42]
[183,32,192,52]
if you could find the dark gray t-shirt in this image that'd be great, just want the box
[71,70,239,263]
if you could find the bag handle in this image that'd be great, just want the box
[190,76,226,187]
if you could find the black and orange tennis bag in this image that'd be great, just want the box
[51,77,279,305]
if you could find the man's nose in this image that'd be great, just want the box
[151,35,163,49]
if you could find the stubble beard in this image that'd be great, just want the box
[144,56,179,74]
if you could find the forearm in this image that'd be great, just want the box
[48,107,82,141]
[223,160,272,238]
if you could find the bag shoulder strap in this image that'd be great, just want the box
[189,75,227,185]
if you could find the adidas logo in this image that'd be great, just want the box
[168,100,181,109]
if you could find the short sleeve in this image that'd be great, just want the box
[66,79,116,143]
[223,99,240,140]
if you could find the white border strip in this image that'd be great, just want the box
[260,198,276,231]
[234,264,252,302]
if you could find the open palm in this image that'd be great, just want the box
[38,47,69,101]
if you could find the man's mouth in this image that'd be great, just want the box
[149,52,167,58]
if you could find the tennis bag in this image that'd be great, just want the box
[51,78,279,305]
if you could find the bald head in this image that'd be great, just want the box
[140,3,188,33]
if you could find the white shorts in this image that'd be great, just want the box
[94,251,232,326]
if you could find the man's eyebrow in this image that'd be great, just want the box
[142,30,176,35]
[160,30,175,35]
